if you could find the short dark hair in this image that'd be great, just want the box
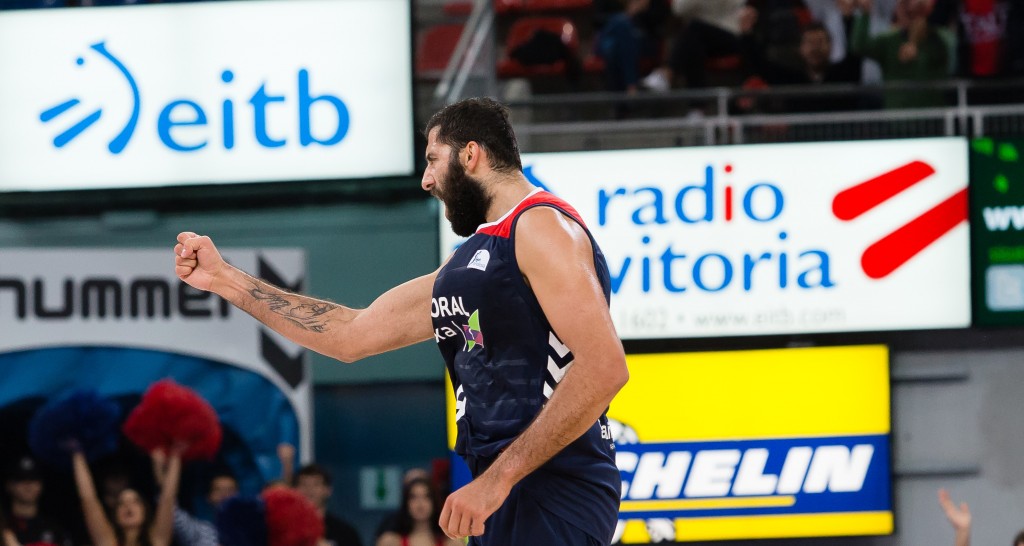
[209,470,237,489]
[424,97,523,173]
[802,21,831,39]
[1013,529,1024,546]
[295,464,331,487]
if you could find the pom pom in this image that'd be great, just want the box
[262,486,324,546]
[122,379,221,461]
[217,496,268,546]
[28,389,120,468]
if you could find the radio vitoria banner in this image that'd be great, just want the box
[440,138,971,339]
[0,0,413,191]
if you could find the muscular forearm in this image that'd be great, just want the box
[211,265,435,363]
[483,359,626,489]
[211,265,362,360]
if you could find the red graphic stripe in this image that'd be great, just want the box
[861,188,968,279]
[833,160,936,221]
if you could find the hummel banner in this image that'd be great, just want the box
[0,248,313,456]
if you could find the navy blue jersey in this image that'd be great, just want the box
[432,189,620,543]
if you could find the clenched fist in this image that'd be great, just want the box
[174,232,228,292]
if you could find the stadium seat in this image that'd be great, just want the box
[495,0,592,15]
[443,1,474,16]
[497,17,579,78]
[417,23,465,79]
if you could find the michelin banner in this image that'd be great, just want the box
[0,248,313,460]
[444,345,892,542]
[607,346,892,542]
[440,138,971,339]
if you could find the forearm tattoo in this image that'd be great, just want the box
[248,281,337,333]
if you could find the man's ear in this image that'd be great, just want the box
[463,141,483,173]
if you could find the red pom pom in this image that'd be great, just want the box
[122,379,222,461]
[262,486,324,546]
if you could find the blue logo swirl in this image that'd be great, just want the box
[39,41,139,154]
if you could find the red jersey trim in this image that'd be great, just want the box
[476,190,587,239]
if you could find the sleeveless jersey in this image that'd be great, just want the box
[431,189,620,543]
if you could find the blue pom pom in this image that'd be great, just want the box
[28,389,121,469]
[217,496,269,546]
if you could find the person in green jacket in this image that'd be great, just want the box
[849,0,951,108]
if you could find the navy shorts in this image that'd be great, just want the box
[469,486,606,546]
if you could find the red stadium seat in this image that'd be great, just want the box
[443,1,474,16]
[497,17,579,78]
[417,24,465,79]
[495,0,592,15]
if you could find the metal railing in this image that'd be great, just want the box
[499,79,1024,152]
[433,0,497,108]
[430,16,1024,150]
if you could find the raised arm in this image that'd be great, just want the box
[71,451,118,546]
[938,488,971,546]
[438,207,628,538]
[277,443,296,486]
[149,451,182,546]
[174,232,437,362]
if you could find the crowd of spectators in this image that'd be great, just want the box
[0,450,448,546]
[0,383,450,546]
[587,0,1024,108]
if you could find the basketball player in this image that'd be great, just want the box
[174,98,628,545]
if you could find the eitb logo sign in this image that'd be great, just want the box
[0,0,413,191]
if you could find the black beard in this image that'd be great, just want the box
[435,156,492,237]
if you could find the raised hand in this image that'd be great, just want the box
[938,488,972,531]
[174,232,228,292]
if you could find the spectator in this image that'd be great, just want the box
[643,0,757,90]
[850,0,952,108]
[375,478,460,546]
[374,469,431,540]
[936,488,1024,546]
[937,488,971,546]
[4,457,70,546]
[97,467,132,514]
[277,443,296,488]
[743,21,865,112]
[594,0,657,94]
[207,470,240,510]
[71,448,180,546]
[294,465,362,546]
[1,513,17,546]
[152,449,237,546]
[955,0,1011,79]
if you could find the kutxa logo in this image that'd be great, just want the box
[832,161,968,279]
[40,41,350,153]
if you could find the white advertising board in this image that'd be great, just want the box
[0,0,413,191]
[440,138,971,339]
[0,248,313,455]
